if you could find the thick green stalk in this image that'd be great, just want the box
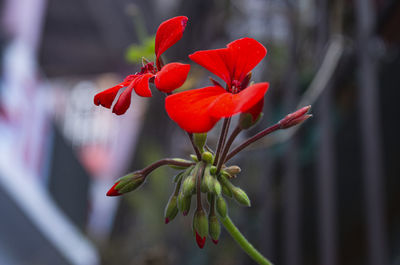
[219,216,273,265]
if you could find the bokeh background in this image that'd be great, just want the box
[0,0,399,264]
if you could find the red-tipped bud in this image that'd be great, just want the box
[195,231,206,249]
[279,105,312,129]
[165,218,170,224]
[106,182,121,196]
[106,172,145,196]
[193,209,209,248]
[212,239,219,245]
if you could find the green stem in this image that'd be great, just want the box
[219,216,273,265]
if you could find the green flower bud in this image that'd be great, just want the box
[193,133,207,152]
[107,172,145,196]
[210,166,217,175]
[164,195,178,224]
[232,187,251,207]
[201,166,214,193]
[222,184,233,197]
[213,178,222,196]
[201,151,213,164]
[193,209,209,238]
[208,214,221,244]
[178,193,192,216]
[190,154,199,162]
[182,175,196,196]
[216,196,228,218]
[168,158,193,170]
[218,173,235,196]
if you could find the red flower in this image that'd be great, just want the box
[94,16,190,115]
[165,38,268,133]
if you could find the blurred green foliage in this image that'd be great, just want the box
[125,36,156,64]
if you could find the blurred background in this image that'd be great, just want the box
[0,0,399,264]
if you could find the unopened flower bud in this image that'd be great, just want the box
[173,172,184,183]
[178,193,192,216]
[279,105,312,129]
[224,165,241,176]
[106,172,145,196]
[193,133,207,152]
[208,213,221,244]
[222,184,233,197]
[210,166,217,175]
[216,196,228,218]
[190,154,199,162]
[232,187,251,207]
[182,175,196,196]
[201,151,213,164]
[218,173,235,197]
[193,209,208,248]
[201,170,213,193]
[213,178,222,196]
[168,158,193,169]
[164,195,178,224]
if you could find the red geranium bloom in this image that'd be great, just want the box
[165,38,268,133]
[94,16,191,115]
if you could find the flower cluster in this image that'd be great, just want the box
[94,16,311,255]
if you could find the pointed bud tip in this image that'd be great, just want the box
[212,239,219,245]
[195,232,206,249]
[165,218,170,224]
[106,182,121,196]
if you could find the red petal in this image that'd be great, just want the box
[209,82,269,118]
[165,86,226,133]
[189,38,266,85]
[155,63,190,93]
[133,73,153,97]
[195,231,206,249]
[155,16,188,62]
[106,181,121,196]
[94,83,126,109]
[112,81,135,115]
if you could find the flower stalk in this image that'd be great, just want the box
[219,215,273,265]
